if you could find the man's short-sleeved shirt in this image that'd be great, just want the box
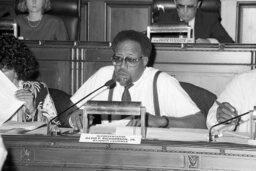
[71,66,200,124]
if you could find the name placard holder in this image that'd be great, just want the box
[147,24,194,43]
[0,19,18,37]
[80,101,146,144]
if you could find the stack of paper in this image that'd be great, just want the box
[0,71,24,125]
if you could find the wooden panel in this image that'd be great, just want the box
[106,1,152,41]
[236,2,256,43]
[80,1,89,41]
[154,50,252,64]
[71,43,112,93]
[39,61,71,93]
[28,44,72,94]
[3,135,256,171]
[87,0,106,41]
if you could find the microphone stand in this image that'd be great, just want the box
[208,110,252,142]
[47,79,116,135]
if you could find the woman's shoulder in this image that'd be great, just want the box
[44,14,64,23]
[15,14,27,22]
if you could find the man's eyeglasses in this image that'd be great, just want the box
[112,55,143,67]
[176,4,197,11]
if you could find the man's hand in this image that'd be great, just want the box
[126,113,168,128]
[69,110,83,131]
[69,110,95,131]
[15,89,35,114]
[196,38,211,44]
[216,102,238,124]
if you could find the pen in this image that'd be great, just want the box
[215,100,222,106]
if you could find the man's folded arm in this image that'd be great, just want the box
[167,111,207,129]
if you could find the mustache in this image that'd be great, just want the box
[114,69,132,84]
[115,68,128,76]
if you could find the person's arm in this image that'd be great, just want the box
[210,18,234,43]
[166,111,206,128]
[127,111,206,129]
[207,74,244,129]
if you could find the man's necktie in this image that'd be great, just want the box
[121,83,133,119]
[121,83,133,102]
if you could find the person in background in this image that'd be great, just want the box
[69,30,206,130]
[0,34,57,123]
[156,0,234,43]
[207,69,256,132]
[15,0,68,40]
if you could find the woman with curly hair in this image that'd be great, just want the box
[0,34,57,122]
[15,0,68,40]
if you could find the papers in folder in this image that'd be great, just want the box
[0,71,24,125]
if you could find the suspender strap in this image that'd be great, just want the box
[153,71,162,116]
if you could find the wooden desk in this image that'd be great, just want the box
[2,135,256,171]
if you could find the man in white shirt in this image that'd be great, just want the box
[69,30,206,130]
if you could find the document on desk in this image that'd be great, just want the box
[0,71,24,125]
[90,125,250,144]
[0,121,46,134]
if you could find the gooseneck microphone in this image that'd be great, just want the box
[47,79,116,134]
[208,110,252,142]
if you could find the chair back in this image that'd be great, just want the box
[152,0,221,23]
[15,0,81,40]
[180,82,217,118]
[48,88,74,127]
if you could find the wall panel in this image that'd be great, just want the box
[106,1,152,41]
[80,1,89,41]
[236,2,256,43]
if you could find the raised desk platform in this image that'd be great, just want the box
[2,134,256,171]
[20,41,256,96]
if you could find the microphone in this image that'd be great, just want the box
[208,110,252,142]
[47,79,116,135]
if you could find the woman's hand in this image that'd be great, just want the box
[15,89,36,114]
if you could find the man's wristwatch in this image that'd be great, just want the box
[161,116,169,128]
